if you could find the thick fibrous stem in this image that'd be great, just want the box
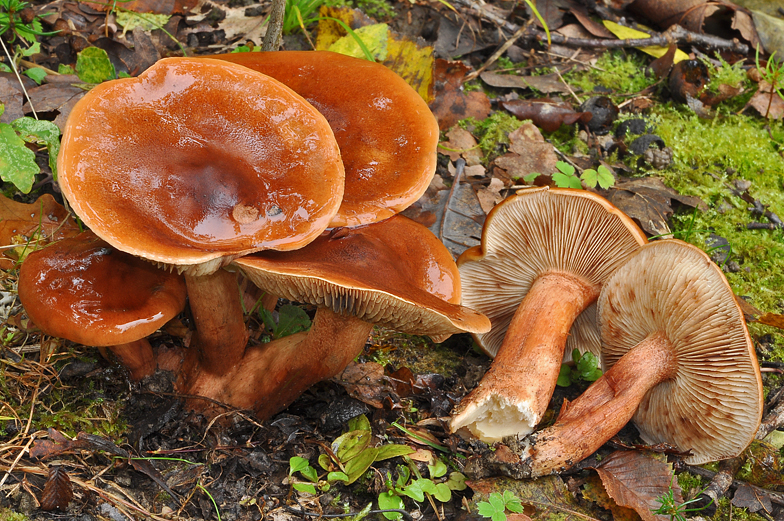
[525,332,677,477]
[107,339,157,381]
[184,269,249,375]
[182,309,373,418]
[451,271,599,440]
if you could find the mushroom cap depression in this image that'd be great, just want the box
[18,231,187,346]
[58,57,344,275]
[599,239,763,464]
[212,51,439,228]
[234,215,490,337]
[458,186,647,359]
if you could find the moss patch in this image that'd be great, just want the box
[564,50,658,98]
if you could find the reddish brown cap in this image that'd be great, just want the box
[599,240,763,464]
[58,57,344,275]
[212,51,439,228]
[458,186,647,358]
[18,231,187,346]
[233,215,490,337]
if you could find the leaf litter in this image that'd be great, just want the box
[1,0,784,519]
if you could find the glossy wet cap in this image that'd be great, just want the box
[233,215,490,336]
[18,231,187,346]
[211,51,439,228]
[458,186,647,358]
[58,57,345,276]
[599,239,763,464]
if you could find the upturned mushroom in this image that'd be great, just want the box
[226,215,491,418]
[450,187,647,441]
[471,240,763,478]
[56,57,344,383]
[211,51,440,227]
[18,231,186,380]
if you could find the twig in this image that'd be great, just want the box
[465,18,535,82]
[261,0,286,52]
[284,504,415,519]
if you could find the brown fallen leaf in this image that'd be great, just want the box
[429,59,491,130]
[494,123,559,182]
[481,71,573,94]
[22,84,85,131]
[582,475,640,521]
[39,466,73,511]
[748,81,784,119]
[334,361,393,409]
[592,450,682,521]
[439,126,484,166]
[476,178,505,214]
[732,483,773,513]
[81,0,198,14]
[500,99,592,133]
[735,297,784,330]
[0,194,80,269]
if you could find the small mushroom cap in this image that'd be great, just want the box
[234,215,490,337]
[458,186,647,358]
[211,51,439,228]
[599,239,763,464]
[18,231,187,346]
[58,57,344,275]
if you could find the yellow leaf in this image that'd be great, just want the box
[602,21,689,62]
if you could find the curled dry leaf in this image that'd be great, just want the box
[40,466,73,511]
[592,450,682,521]
[500,99,593,133]
[429,59,491,130]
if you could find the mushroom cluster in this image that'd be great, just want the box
[18,54,490,418]
[450,189,763,474]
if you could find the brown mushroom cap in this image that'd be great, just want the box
[233,215,490,337]
[211,51,439,228]
[459,186,647,358]
[58,57,344,274]
[599,239,763,464]
[18,231,187,346]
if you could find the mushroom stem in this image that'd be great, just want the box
[451,271,599,440]
[108,339,157,381]
[184,269,249,374]
[181,308,372,418]
[475,332,677,479]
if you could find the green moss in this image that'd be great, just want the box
[676,471,705,499]
[564,50,658,98]
[459,112,526,158]
[0,508,29,521]
[714,497,768,521]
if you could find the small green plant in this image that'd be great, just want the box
[652,482,712,521]
[754,47,784,119]
[0,0,57,44]
[259,303,312,339]
[526,161,615,190]
[283,0,325,34]
[476,491,524,521]
[377,458,467,520]
[289,456,349,494]
[556,348,602,387]
[0,107,60,193]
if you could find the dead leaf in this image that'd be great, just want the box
[0,194,80,269]
[592,450,681,521]
[494,123,559,181]
[748,81,784,119]
[739,440,784,488]
[476,178,505,214]
[648,44,677,79]
[500,99,592,133]
[731,483,773,513]
[481,71,573,94]
[402,161,485,259]
[39,466,73,511]
[607,178,707,236]
[570,4,614,38]
[439,127,483,166]
[23,84,85,131]
[81,0,197,15]
[334,361,392,409]
[429,59,491,130]
[470,476,601,520]
[582,475,641,521]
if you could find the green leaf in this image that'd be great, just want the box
[428,459,447,479]
[58,63,75,75]
[327,471,349,483]
[377,491,404,520]
[477,500,502,518]
[344,447,378,484]
[446,472,467,491]
[301,465,318,483]
[115,11,171,34]
[522,172,540,183]
[375,444,414,461]
[23,67,46,84]
[289,456,310,476]
[333,430,372,463]
[395,465,410,488]
[503,491,524,513]
[401,479,426,502]
[580,168,599,188]
[0,122,38,193]
[318,453,332,471]
[293,482,317,494]
[556,363,572,387]
[492,512,507,521]
[20,42,41,58]
[348,414,371,432]
[595,165,615,189]
[12,117,60,176]
[76,47,116,83]
[552,171,582,189]
[433,482,452,502]
[274,304,311,338]
[489,492,506,511]
[555,161,575,176]
[328,23,388,61]
[418,478,437,495]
